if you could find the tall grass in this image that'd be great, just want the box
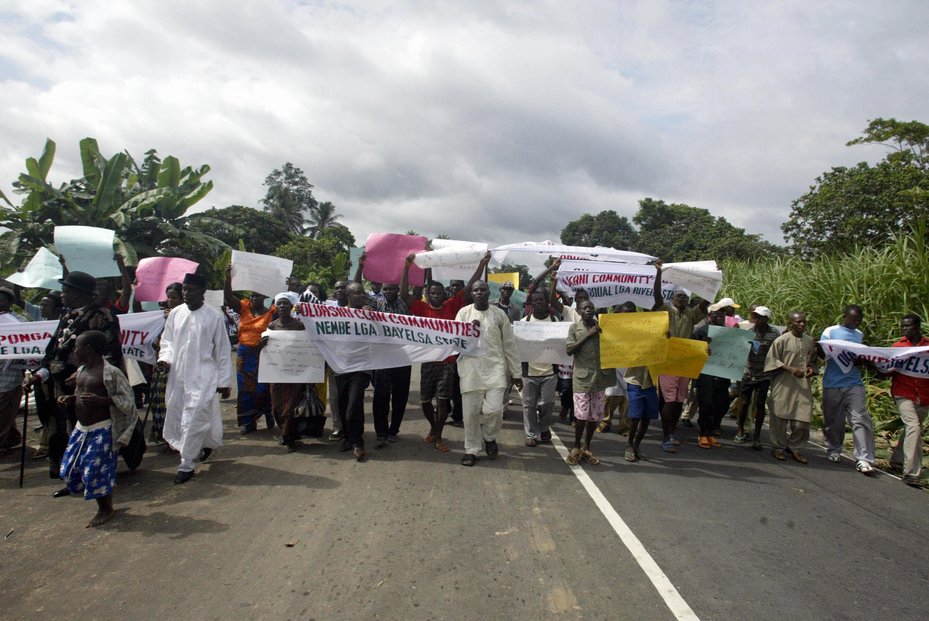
[721,220,929,430]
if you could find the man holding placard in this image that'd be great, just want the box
[652,263,709,453]
[518,289,562,447]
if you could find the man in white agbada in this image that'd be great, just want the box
[456,281,522,467]
[156,273,232,484]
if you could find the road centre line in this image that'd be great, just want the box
[549,431,701,621]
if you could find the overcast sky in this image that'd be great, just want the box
[2,0,927,252]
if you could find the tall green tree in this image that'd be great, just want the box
[0,138,223,272]
[260,162,317,235]
[560,210,638,250]
[782,118,929,257]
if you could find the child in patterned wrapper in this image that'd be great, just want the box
[57,330,137,527]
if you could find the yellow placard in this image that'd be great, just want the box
[648,337,709,380]
[599,311,669,368]
[488,272,520,289]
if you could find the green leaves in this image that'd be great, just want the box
[2,137,221,275]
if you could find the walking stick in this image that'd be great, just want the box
[19,382,31,489]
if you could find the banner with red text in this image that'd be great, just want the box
[298,303,481,373]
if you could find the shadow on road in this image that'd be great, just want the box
[97,509,230,539]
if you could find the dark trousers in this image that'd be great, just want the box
[696,374,731,435]
[738,378,771,436]
[372,366,411,437]
[334,372,371,448]
[449,366,463,423]
[48,376,75,478]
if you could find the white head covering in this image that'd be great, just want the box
[274,292,300,307]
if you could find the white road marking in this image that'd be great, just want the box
[550,432,700,621]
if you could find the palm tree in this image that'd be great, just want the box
[306,201,343,238]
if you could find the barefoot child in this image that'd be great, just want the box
[57,331,137,527]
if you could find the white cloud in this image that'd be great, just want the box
[1,0,927,256]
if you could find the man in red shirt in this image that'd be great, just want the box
[888,313,929,488]
[400,252,491,453]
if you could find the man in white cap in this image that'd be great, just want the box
[735,305,780,448]
[492,281,523,323]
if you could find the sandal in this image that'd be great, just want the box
[698,436,711,449]
[661,440,677,453]
[580,449,600,465]
[352,447,366,461]
[461,454,477,467]
[434,439,450,453]
[707,437,721,448]
[565,448,581,466]
[424,433,436,444]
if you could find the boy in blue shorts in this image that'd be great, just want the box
[57,331,137,527]
[624,366,658,462]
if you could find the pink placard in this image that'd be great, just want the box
[134,257,200,301]
[363,233,428,286]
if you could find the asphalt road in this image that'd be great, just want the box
[2,369,927,621]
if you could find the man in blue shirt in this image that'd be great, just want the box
[819,305,876,474]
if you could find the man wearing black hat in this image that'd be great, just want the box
[156,273,232,484]
[27,271,123,484]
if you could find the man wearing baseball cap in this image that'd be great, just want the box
[735,305,780,449]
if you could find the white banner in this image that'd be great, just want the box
[512,321,573,365]
[414,239,489,282]
[491,241,656,266]
[298,303,480,373]
[819,340,929,379]
[230,250,293,298]
[556,261,684,309]
[5,247,63,290]
[257,330,326,383]
[661,261,723,302]
[0,311,165,363]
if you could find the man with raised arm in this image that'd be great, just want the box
[651,262,708,453]
[401,252,491,453]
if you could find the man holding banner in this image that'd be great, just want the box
[819,305,876,474]
[888,314,929,488]
[518,289,562,447]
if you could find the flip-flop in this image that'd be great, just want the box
[434,439,450,453]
